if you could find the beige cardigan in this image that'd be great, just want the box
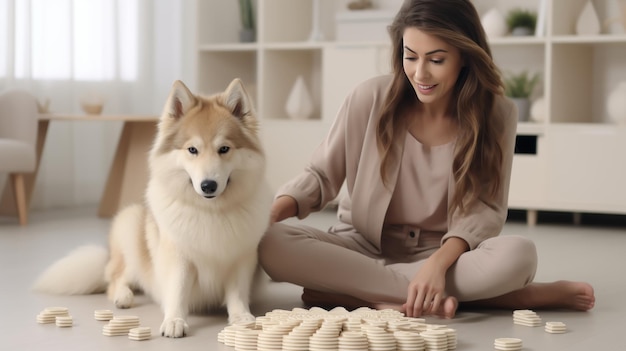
[277,75,517,251]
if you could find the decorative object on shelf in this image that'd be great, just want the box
[604,0,626,34]
[335,9,396,42]
[506,8,537,36]
[530,96,547,123]
[238,0,256,43]
[535,0,547,37]
[80,93,104,115]
[308,0,325,41]
[606,81,626,124]
[36,98,50,114]
[504,71,540,122]
[576,0,601,35]
[347,0,373,10]
[285,76,314,120]
[481,8,507,39]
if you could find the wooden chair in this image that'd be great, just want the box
[0,90,38,225]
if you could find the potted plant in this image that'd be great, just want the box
[504,71,540,122]
[506,8,537,36]
[238,0,255,42]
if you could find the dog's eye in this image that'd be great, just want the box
[218,146,230,154]
[188,146,198,155]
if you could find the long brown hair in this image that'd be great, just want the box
[376,0,505,214]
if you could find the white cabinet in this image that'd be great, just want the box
[194,0,626,219]
[545,126,626,213]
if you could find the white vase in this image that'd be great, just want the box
[606,81,626,124]
[285,76,314,120]
[576,1,601,35]
[481,8,507,39]
[308,0,324,41]
[605,0,626,35]
[512,98,531,122]
[530,96,547,123]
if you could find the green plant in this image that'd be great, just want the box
[506,8,537,32]
[239,0,255,30]
[504,71,540,98]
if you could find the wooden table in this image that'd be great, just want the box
[0,114,159,218]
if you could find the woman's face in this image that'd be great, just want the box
[402,27,464,107]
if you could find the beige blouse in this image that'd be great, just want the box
[385,134,455,233]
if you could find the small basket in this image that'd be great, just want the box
[81,103,103,115]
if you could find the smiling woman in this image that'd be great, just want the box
[258,0,595,320]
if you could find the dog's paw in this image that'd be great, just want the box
[113,286,134,309]
[229,312,255,325]
[160,317,188,338]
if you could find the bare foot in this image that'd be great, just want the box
[463,280,595,311]
[438,296,458,319]
[526,281,595,311]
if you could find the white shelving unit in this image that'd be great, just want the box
[195,0,626,223]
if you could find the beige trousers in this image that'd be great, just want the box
[258,222,538,304]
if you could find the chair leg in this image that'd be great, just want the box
[10,173,28,225]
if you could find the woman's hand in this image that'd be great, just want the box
[269,195,298,224]
[404,237,469,317]
[404,257,447,317]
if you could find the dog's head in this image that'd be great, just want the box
[150,79,265,202]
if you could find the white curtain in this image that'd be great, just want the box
[0,0,195,210]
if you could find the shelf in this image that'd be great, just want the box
[489,37,547,45]
[551,35,626,44]
[197,43,258,52]
[517,122,546,135]
[263,42,328,50]
[332,41,390,48]
[546,122,626,133]
[193,0,626,216]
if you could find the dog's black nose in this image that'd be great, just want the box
[200,180,218,194]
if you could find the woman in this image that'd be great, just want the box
[258,0,594,318]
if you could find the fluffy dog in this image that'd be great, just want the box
[33,78,272,338]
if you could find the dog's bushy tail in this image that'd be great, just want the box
[32,245,108,295]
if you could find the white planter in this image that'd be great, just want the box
[607,81,626,124]
[530,96,547,123]
[481,8,507,39]
[512,98,531,122]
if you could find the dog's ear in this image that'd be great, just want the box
[223,78,254,120]
[165,80,197,120]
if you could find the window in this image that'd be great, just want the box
[1,0,139,81]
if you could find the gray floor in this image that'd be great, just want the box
[1,207,624,351]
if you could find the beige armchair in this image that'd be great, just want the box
[0,90,38,225]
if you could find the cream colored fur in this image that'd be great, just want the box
[33,79,272,338]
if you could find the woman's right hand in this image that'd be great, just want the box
[269,195,298,224]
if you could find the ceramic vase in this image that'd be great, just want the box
[308,0,324,41]
[285,76,314,120]
[530,96,547,123]
[604,0,626,34]
[512,98,531,122]
[606,81,626,124]
[481,8,507,38]
[576,1,601,35]
[239,28,256,43]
